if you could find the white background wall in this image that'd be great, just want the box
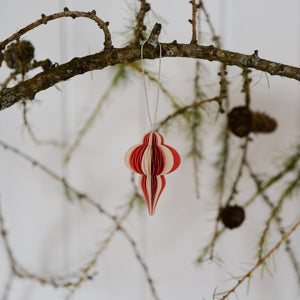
[0,0,300,299]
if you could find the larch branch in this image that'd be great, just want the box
[1,39,300,110]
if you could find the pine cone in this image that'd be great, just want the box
[220,205,245,229]
[227,106,252,137]
[251,111,277,133]
[4,40,35,70]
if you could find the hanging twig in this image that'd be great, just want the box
[157,96,219,129]
[1,271,15,300]
[257,171,300,260]
[220,219,300,300]
[199,1,220,47]
[22,101,63,147]
[246,161,300,283]
[224,136,250,206]
[0,140,160,299]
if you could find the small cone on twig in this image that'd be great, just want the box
[227,106,252,137]
[220,205,245,229]
[228,106,277,137]
[251,111,277,133]
[4,40,35,70]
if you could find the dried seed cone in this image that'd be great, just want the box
[227,106,252,137]
[4,40,35,70]
[251,111,277,133]
[220,205,245,229]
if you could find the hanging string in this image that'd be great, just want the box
[141,41,162,132]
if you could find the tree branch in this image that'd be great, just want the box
[220,219,300,300]
[0,9,112,51]
[1,40,299,111]
[0,140,159,298]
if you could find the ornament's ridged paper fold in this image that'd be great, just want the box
[125,132,180,215]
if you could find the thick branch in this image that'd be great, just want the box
[1,42,300,110]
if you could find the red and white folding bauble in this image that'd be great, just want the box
[125,132,180,215]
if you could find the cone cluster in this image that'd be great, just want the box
[228,106,277,137]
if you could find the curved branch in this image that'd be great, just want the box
[1,39,300,110]
[0,9,112,51]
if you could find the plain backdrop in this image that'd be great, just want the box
[0,0,300,299]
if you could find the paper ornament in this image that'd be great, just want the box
[125,131,180,215]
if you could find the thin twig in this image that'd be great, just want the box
[190,61,203,199]
[0,199,81,287]
[134,0,151,44]
[189,0,198,44]
[157,96,219,129]
[225,136,250,206]
[197,147,300,263]
[1,271,14,300]
[64,77,116,163]
[195,227,225,263]
[220,219,300,300]
[244,146,300,207]
[246,161,300,283]
[210,65,229,260]
[127,62,180,108]
[0,10,111,50]
[22,101,63,147]
[200,1,220,47]
[0,140,159,299]
[65,198,136,298]
[257,170,300,260]
[242,68,251,108]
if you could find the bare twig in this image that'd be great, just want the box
[189,0,198,44]
[242,68,252,108]
[64,77,116,163]
[127,62,180,108]
[200,1,220,47]
[0,140,159,299]
[220,219,300,300]
[190,61,203,199]
[225,136,250,206]
[210,66,230,260]
[197,148,300,263]
[195,227,225,263]
[246,161,300,283]
[1,271,15,300]
[0,10,112,51]
[257,171,300,260]
[65,198,136,298]
[134,0,151,44]
[157,96,219,129]
[22,101,63,147]
[0,199,80,287]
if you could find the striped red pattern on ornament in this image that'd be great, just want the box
[125,132,180,215]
